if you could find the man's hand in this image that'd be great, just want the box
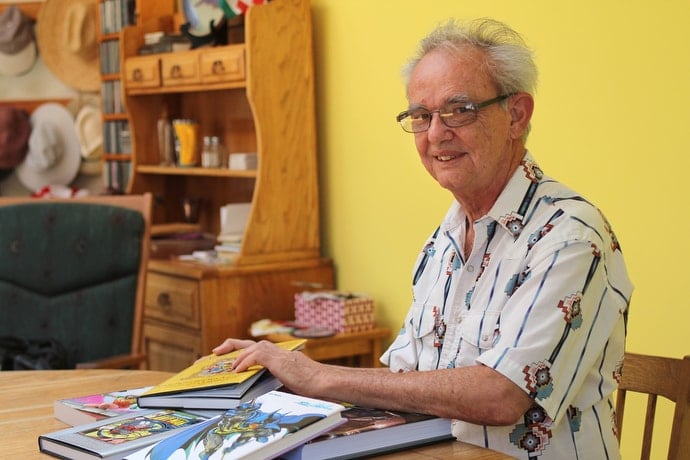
[212,338,257,355]
[212,338,325,398]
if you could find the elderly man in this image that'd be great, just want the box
[215,18,633,459]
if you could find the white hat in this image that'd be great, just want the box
[0,6,37,77]
[16,103,81,191]
[74,104,103,176]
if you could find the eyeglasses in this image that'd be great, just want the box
[396,94,513,133]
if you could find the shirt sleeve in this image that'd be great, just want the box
[476,215,631,424]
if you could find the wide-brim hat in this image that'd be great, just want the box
[0,6,37,77]
[16,103,81,191]
[74,104,103,176]
[36,0,100,92]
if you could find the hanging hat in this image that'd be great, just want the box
[15,103,81,191]
[0,106,30,176]
[36,0,100,92]
[0,6,38,77]
[74,104,103,175]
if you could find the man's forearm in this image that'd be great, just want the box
[311,363,531,425]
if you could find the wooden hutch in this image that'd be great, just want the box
[119,0,333,371]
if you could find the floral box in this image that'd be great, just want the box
[294,291,374,333]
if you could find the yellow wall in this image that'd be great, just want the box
[310,0,690,457]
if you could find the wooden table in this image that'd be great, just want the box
[0,369,513,459]
[263,327,391,367]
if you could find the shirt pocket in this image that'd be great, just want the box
[457,309,502,363]
[384,301,438,372]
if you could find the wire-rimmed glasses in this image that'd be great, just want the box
[396,94,513,133]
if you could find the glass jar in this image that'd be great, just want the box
[201,136,224,168]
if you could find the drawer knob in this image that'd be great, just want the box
[157,292,173,313]
[170,64,182,78]
[132,68,142,81]
[212,60,225,74]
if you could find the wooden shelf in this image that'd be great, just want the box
[0,3,41,19]
[136,165,256,178]
[0,99,71,114]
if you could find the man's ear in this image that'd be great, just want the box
[509,93,534,140]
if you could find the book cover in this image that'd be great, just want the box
[54,386,153,426]
[283,404,454,460]
[138,371,284,410]
[140,339,305,398]
[125,390,346,460]
[38,409,210,460]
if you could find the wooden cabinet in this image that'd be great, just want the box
[119,0,334,371]
[143,258,334,371]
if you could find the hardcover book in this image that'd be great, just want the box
[38,409,209,460]
[139,339,305,398]
[125,390,346,460]
[283,404,454,460]
[54,386,152,426]
[137,371,283,410]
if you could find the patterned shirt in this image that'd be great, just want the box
[381,152,633,459]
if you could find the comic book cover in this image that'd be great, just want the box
[54,386,152,426]
[39,409,209,459]
[125,391,345,460]
[140,339,305,397]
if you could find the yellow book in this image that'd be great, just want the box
[141,339,306,397]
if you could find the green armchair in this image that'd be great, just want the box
[0,194,152,369]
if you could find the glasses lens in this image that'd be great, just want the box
[441,103,476,128]
[401,110,430,133]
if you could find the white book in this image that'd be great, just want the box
[125,390,346,460]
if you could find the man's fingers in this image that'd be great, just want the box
[212,338,256,355]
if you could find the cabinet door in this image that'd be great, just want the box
[143,321,202,372]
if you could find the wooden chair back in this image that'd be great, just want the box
[616,352,690,459]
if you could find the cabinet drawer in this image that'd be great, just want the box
[145,272,201,328]
[143,321,202,372]
[124,55,160,88]
[200,46,245,84]
[161,50,200,87]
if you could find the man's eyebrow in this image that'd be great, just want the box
[407,94,470,111]
[446,94,471,104]
[407,102,427,111]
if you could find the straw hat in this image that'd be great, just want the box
[36,0,100,92]
[0,6,37,77]
[74,104,103,176]
[15,103,81,191]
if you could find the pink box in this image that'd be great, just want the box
[294,291,374,333]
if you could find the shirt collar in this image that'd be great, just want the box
[442,151,544,236]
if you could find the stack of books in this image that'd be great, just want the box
[228,152,258,170]
[138,32,192,55]
[38,339,453,459]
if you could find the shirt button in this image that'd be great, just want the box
[482,334,489,341]
[467,265,474,272]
